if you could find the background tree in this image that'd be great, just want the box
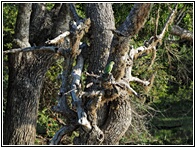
[3,3,193,145]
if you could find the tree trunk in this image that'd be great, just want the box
[74,3,151,145]
[3,4,55,145]
[86,3,115,74]
[72,3,151,145]
[4,52,54,145]
[3,3,72,144]
[3,3,154,145]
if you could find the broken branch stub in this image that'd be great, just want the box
[45,31,70,45]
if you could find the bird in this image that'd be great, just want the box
[104,61,115,75]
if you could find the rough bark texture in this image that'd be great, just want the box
[171,25,193,41]
[4,52,54,145]
[4,3,155,145]
[73,3,152,145]
[4,4,38,145]
[102,98,132,145]
[101,4,151,144]
[109,3,152,81]
[86,3,115,75]
[3,3,72,145]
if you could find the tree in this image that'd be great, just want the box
[3,3,192,145]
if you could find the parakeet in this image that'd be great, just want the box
[104,61,115,74]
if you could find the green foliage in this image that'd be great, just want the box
[45,3,55,10]
[3,3,18,50]
[125,3,193,145]
[3,3,18,119]
[112,3,134,27]
[177,3,193,31]
[40,59,63,109]
[36,108,60,138]
[75,3,86,18]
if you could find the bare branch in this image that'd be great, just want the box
[52,56,77,120]
[159,4,178,39]
[49,124,78,145]
[51,4,71,38]
[70,18,91,58]
[3,46,58,54]
[154,5,160,36]
[116,80,140,97]
[69,4,82,22]
[175,4,186,25]
[118,3,152,36]
[170,25,193,41]
[45,31,70,45]
[70,55,92,131]
[109,4,152,81]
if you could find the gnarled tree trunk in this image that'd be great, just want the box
[3,3,72,145]
[73,3,152,145]
[4,3,178,145]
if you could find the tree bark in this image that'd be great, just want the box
[3,3,158,145]
[102,98,132,145]
[86,3,115,75]
[170,25,193,42]
[3,3,72,145]
[74,3,152,145]
[3,4,39,145]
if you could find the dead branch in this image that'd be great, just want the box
[154,5,160,36]
[45,31,70,45]
[170,25,193,42]
[159,4,178,40]
[70,18,91,58]
[3,46,58,54]
[116,80,140,97]
[70,55,92,131]
[49,124,78,145]
[121,4,178,95]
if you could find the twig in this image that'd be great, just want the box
[154,5,160,36]
[62,88,76,95]
[116,80,140,97]
[85,72,101,79]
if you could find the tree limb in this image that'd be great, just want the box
[14,3,32,48]
[118,3,152,36]
[3,46,59,54]
[30,3,47,44]
[45,31,70,45]
[69,3,82,22]
[170,25,193,41]
[109,4,152,81]
[51,4,71,39]
[159,4,178,40]
[70,55,92,131]
[49,124,78,145]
